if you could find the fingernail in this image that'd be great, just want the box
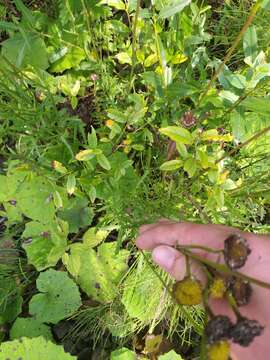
[152,246,176,271]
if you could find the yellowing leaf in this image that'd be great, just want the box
[75,149,95,161]
[201,129,233,142]
[171,53,188,64]
[144,54,159,67]
[159,126,193,145]
[51,161,67,174]
[115,52,132,65]
[160,159,182,171]
[82,227,109,248]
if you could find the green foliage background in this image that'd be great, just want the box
[0,0,270,358]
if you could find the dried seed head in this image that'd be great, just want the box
[181,111,197,128]
[208,340,230,360]
[230,318,264,347]
[209,277,227,299]
[228,277,252,306]
[224,234,251,270]
[205,316,232,344]
[173,277,202,306]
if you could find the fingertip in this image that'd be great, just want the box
[152,245,179,271]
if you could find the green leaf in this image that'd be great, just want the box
[97,153,111,170]
[63,242,129,303]
[159,350,184,359]
[82,227,109,248]
[243,25,258,66]
[14,0,35,26]
[160,159,182,171]
[107,108,128,123]
[29,269,82,324]
[1,33,48,70]
[159,0,191,18]
[110,348,136,360]
[0,337,76,359]
[159,126,193,145]
[115,52,132,65]
[184,157,197,177]
[241,97,270,114]
[225,73,247,89]
[16,176,55,222]
[49,47,85,73]
[144,53,159,67]
[88,127,98,148]
[66,174,76,196]
[10,318,53,340]
[58,197,94,233]
[22,220,68,271]
[102,0,126,10]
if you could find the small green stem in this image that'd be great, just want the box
[177,244,223,254]
[129,0,141,89]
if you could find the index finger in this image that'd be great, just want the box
[136,221,237,250]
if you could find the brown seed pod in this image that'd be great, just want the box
[181,111,197,128]
[205,315,232,344]
[208,340,230,360]
[173,277,202,306]
[224,234,251,270]
[230,317,264,346]
[228,277,252,306]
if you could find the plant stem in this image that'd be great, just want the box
[130,0,141,88]
[177,244,223,254]
[198,0,262,106]
[178,248,270,290]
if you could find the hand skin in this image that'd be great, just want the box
[136,219,270,360]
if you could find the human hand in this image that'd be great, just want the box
[136,219,270,360]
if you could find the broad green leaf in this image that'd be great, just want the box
[159,0,191,18]
[241,97,270,114]
[200,129,233,142]
[243,25,258,66]
[29,269,82,324]
[0,278,22,325]
[66,174,76,195]
[225,73,246,89]
[1,33,48,70]
[0,337,76,359]
[58,197,94,233]
[75,149,96,161]
[63,242,129,303]
[16,176,55,222]
[184,157,197,177]
[159,350,184,359]
[10,318,53,340]
[82,227,109,248]
[115,52,132,65]
[49,47,85,72]
[160,159,182,171]
[110,348,136,360]
[14,0,35,26]
[97,153,111,170]
[22,220,68,271]
[159,126,193,145]
[107,108,128,123]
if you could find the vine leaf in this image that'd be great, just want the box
[10,317,53,340]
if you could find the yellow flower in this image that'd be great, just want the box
[105,119,115,128]
[208,341,230,360]
[210,277,226,299]
[173,277,202,306]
